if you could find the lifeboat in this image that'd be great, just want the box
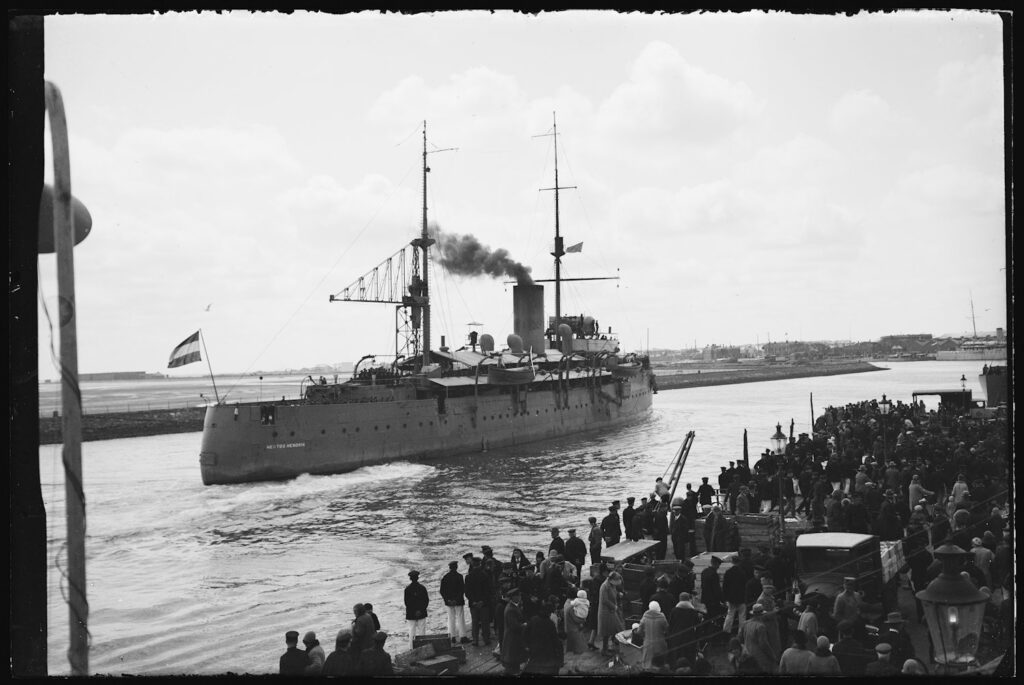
[487,365,536,385]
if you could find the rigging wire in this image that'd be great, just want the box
[220,158,421,398]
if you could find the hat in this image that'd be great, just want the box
[463,552,474,559]
[482,545,492,553]
[612,500,620,506]
[608,571,623,585]
[335,628,352,643]
[285,630,299,642]
[448,561,458,569]
[577,590,588,599]
[885,489,896,497]
[843,576,856,583]
[751,604,765,615]
[678,592,692,602]
[303,631,317,644]
[507,587,521,598]
[567,528,576,534]
[884,612,904,624]
[649,600,662,612]
[627,497,635,503]
[551,526,560,533]
[875,642,892,654]
[681,559,694,569]
[373,631,388,642]
[408,570,420,579]
[711,556,723,564]
[816,636,830,650]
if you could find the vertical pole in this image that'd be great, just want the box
[553,113,562,327]
[46,80,89,677]
[810,392,815,435]
[421,121,431,369]
[199,329,220,403]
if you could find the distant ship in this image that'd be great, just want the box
[198,120,656,485]
[935,339,1007,362]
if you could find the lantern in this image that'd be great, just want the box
[915,543,990,671]
[770,423,786,456]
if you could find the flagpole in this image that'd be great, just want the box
[46,80,89,677]
[199,329,220,403]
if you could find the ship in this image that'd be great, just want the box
[198,119,656,485]
[979,364,1007,407]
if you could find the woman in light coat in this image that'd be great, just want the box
[597,572,624,657]
[638,600,669,670]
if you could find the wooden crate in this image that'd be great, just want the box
[413,634,453,655]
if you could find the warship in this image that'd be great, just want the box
[199,120,655,485]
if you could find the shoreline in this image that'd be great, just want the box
[38,362,883,445]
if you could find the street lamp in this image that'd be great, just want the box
[770,423,787,540]
[960,375,968,411]
[878,394,892,460]
[915,543,991,673]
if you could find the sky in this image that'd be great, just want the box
[36,10,1008,378]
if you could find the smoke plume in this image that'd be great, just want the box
[435,231,533,285]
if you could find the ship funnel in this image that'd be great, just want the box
[558,323,574,355]
[479,333,494,353]
[513,283,545,353]
[507,334,524,354]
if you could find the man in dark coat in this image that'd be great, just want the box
[845,493,871,534]
[703,504,726,552]
[588,516,603,564]
[404,570,429,649]
[700,556,724,618]
[356,631,394,676]
[523,598,564,675]
[697,477,716,513]
[652,504,669,560]
[440,560,470,645]
[622,497,637,541]
[864,642,899,676]
[601,505,622,547]
[650,576,676,618]
[669,560,696,599]
[876,491,903,541]
[279,630,308,675]
[668,592,702,664]
[670,506,689,560]
[548,527,566,556]
[464,557,493,646]
[500,589,528,675]
[721,557,749,635]
[351,604,376,654]
[638,566,658,607]
[564,528,587,574]
[831,621,868,676]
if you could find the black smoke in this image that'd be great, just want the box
[435,231,533,285]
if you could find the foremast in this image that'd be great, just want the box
[538,112,576,333]
[408,122,436,371]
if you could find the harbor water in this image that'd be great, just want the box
[38,361,1003,675]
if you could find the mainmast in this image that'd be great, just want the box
[538,112,576,329]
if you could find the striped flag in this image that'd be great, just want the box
[565,241,583,253]
[168,331,201,368]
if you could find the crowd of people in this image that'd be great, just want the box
[279,393,1010,676]
[278,603,391,676]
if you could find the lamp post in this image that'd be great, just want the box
[915,543,991,674]
[770,423,787,542]
[878,394,892,460]
[960,374,968,412]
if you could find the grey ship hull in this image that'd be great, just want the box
[199,373,654,485]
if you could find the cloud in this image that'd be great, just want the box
[935,54,1003,138]
[596,41,760,144]
[829,89,903,136]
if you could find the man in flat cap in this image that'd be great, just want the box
[279,630,308,676]
[404,570,429,650]
[357,631,394,676]
[565,528,587,576]
[865,642,898,676]
[700,555,724,618]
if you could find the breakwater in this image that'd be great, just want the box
[655,360,881,391]
[40,407,205,445]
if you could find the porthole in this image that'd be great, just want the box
[321,429,326,435]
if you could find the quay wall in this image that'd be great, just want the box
[655,360,881,391]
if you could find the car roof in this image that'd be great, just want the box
[796,532,876,548]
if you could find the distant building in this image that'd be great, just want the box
[79,371,165,381]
